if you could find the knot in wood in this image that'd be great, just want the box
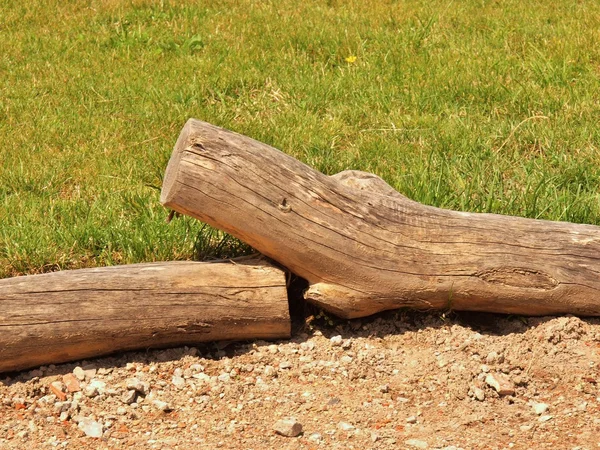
[278,198,292,213]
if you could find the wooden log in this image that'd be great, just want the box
[0,259,289,373]
[161,119,600,319]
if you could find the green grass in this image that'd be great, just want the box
[1,0,600,278]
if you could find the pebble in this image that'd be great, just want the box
[121,390,137,405]
[172,376,186,389]
[152,400,172,412]
[273,418,303,437]
[330,335,343,346]
[49,381,67,401]
[217,373,231,383]
[279,361,292,370]
[337,421,355,431]
[84,380,106,398]
[264,366,277,377]
[62,374,81,393]
[538,415,553,422]
[405,438,429,448]
[486,351,504,364]
[73,367,86,382]
[307,433,322,442]
[406,416,417,424]
[531,402,549,415]
[126,378,149,396]
[473,387,486,401]
[485,373,515,396]
[78,418,103,438]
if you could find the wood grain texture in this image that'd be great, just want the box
[161,119,600,319]
[0,259,289,373]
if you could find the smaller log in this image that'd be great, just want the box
[0,259,289,373]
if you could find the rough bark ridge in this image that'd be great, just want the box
[161,119,600,319]
[0,259,289,373]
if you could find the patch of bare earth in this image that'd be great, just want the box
[1,312,599,449]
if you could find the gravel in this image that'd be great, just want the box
[0,313,599,449]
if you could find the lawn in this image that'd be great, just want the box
[1,0,599,278]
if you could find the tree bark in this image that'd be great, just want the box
[0,259,289,373]
[161,119,600,319]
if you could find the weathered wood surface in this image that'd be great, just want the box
[161,118,600,319]
[0,259,289,373]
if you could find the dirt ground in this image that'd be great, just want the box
[1,310,599,449]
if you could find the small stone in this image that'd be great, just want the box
[371,432,380,442]
[172,376,186,389]
[50,381,67,401]
[273,418,303,437]
[17,430,28,439]
[152,399,172,412]
[217,373,231,383]
[73,367,86,381]
[308,433,322,442]
[378,384,390,393]
[59,411,69,422]
[84,379,106,398]
[405,439,429,449]
[473,387,486,401]
[337,421,355,431]
[486,351,504,364]
[54,401,70,413]
[126,378,149,396]
[520,424,534,432]
[267,344,279,354]
[279,361,292,370]
[264,366,277,377]
[406,416,417,424]
[538,415,553,422]
[78,418,103,438]
[190,364,204,373]
[330,335,343,346]
[485,373,515,396]
[341,339,353,350]
[532,402,549,415]
[62,374,81,393]
[121,390,137,405]
[480,364,490,373]
[83,368,97,379]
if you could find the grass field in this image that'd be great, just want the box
[1,0,599,278]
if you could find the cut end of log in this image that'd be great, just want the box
[160,118,196,207]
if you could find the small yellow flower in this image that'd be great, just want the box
[345,55,357,64]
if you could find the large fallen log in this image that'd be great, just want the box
[161,119,600,319]
[0,259,289,373]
